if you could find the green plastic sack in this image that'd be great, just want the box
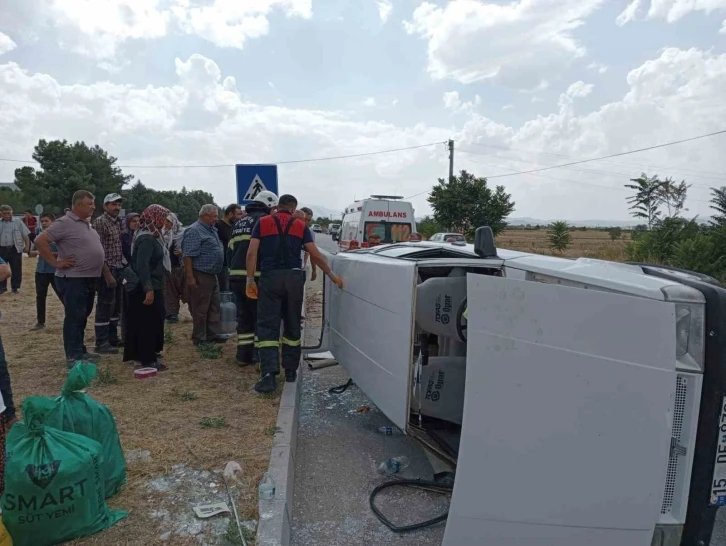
[1,397,127,546]
[46,363,126,498]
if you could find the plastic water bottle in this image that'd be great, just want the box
[377,456,410,475]
[258,472,276,500]
[378,426,402,436]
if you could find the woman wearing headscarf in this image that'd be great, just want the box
[124,205,170,371]
[162,213,185,323]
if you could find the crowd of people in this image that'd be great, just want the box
[0,188,346,496]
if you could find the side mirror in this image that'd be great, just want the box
[474,226,497,258]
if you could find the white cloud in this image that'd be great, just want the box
[617,0,726,27]
[587,62,608,74]
[443,91,482,112]
[268,81,276,89]
[0,32,16,56]
[172,0,312,50]
[0,0,311,61]
[502,104,514,110]
[2,48,726,221]
[375,0,393,23]
[0,54,449,208]
[531,96,545,104]
[443,91,461,110]
[363,97,377,106]
[2,0,170,60]
[647,0,726,22]
[404,0,604,90]
[616,0,642,26]
[565,81,594,98]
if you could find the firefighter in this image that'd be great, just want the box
[246,194,343,394]
[227,191,279,366]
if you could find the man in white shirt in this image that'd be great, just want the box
[0,205,30,294]
[299,207,317,281]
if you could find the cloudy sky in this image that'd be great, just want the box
[1,0,726,221]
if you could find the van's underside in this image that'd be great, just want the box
[408,264,500,466]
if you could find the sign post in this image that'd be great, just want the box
[236,164,279,205]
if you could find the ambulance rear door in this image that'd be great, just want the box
[361,200,416,244]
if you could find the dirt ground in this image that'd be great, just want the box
[496,228,632,261]
[2,259,281,545]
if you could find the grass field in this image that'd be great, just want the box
[2,260,280,545]
[496,229,632,261]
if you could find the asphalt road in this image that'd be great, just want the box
[291,367,448,546]
[314,232,339,255]
[293,263,447,546]
[304,233,726,545]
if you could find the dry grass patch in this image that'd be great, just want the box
[2,262,281,545]
[497,229,631,261]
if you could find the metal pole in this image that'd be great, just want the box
[448,139,454,181]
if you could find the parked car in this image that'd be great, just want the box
[305,228,725,546]
[429,232,465,242]
[329,223,341,241]
[311,224,322,233]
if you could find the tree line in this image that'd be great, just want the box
[10,139,726,281]
[10,139,215,226]
[624,173,726,279]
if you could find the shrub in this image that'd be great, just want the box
[548,221,571,253]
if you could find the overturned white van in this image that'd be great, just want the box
[304,228,726,546]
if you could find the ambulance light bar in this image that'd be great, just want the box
[370,195,403,200]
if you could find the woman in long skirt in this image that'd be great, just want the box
[124,205,170,371]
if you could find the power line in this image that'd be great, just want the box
[466,141,726,180]
[479,129,726,180]
[457,149,721,189]
[0,158,34,164]
[456,155,714,205]
[0,142,445,169]
[405,155,621,200]
[406,154,715,206]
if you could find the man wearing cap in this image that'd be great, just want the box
[91,193,126,353]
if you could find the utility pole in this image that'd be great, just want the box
[447,139,455,233]
[448,139,454,182]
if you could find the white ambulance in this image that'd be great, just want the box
[338,195,417,250]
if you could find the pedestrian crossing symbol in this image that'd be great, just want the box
[243,175,267,201]
[235,164,278,204]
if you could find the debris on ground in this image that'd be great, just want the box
[194,502,231,518]
[125,449,153,464]
[354,405,371,413]
[147,463,257,545]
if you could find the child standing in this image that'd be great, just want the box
[30,213,63,330]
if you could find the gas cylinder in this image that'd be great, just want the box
[219,291,237,340]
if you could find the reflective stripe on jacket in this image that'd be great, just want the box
[227,207,267,279]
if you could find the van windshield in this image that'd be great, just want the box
[364,221,412,243]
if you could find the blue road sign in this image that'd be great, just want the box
[236,164,279,205]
